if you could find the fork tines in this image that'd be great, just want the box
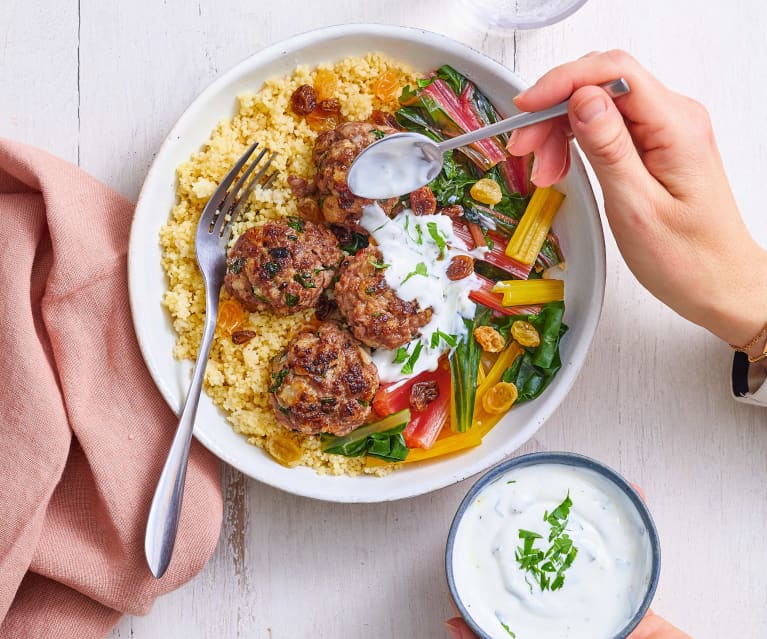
[202,142,277,241]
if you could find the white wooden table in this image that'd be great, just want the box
[3,1,766,637]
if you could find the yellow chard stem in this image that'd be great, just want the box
[491,279,564,306]
[506,186,565,265]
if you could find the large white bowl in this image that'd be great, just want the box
[128,24,605,503]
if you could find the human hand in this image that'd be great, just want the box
[445,611,691,639]
[508,50,767,350]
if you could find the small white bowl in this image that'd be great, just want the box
[128,24,605,503]
[446,453,661,639]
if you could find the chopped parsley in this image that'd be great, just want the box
[286,216,304,233]
[401,341,423,375]
[368,255,390,270]
[515,493,578,592]
[285,292,299,307]
[481,226,494,250]
[263,261,281,279]
[500,621,516,638]
[228,257,244,274]
[269,368,288,393]
[405,216,423,245]
[370,128,385,139]
[402,261,428,284]
[426,221,447,259]
[393,347,409,364]
[293,272,316,288]
[250,287,268,303]
[340,231,370,255]
[430,331,458,349]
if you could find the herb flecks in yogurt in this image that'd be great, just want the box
[515,493,579,593]
[359,203,480,382]
[451,464,653,639]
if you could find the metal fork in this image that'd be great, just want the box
[145,142,276,579]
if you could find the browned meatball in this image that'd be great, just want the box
[269,322,379,436]
[312,121,399,228]
[224,219,341,315]
[334,246,432,350]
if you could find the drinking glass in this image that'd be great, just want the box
[456,0,589,30]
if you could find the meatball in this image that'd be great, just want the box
[269,322,379,436]
[312,121,399,228]
[334,246,432,350]
[224,219,341,315]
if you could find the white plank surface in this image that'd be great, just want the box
[2,1,766,637]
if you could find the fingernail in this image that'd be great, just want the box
[507,129,520,148]
[513,89,528,104]
[530,156,540,184]
[574,95,607,124]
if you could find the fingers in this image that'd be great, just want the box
[529,124,570,187]
[507,119,556,156]
[514,50,674,129]
[445,618,478,639]
[630,483,647,501]
[507,120,571,187]
[628,612,694,639]
[566,85,661,200]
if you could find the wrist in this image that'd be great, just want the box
[703,244,767,347]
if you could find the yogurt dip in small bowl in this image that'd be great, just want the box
[446,452,660,639]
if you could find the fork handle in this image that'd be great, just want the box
[144,292,219,579]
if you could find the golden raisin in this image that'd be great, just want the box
[511,321,541,347]
[373,69,401,102]
[217,298,244,335]
[482,382,518,415]
[313,69,338,102]
[306,105,341,132]
[266,433,303,467]
[473,326,505,353]
[470,178,503,206]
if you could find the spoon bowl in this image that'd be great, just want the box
[347,77,630,199]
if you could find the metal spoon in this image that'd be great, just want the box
[347,78,630,199]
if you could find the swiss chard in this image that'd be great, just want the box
[449,306,492,432]
[497,301,567,402]
[427,150,477,207]
[321,408,411,462]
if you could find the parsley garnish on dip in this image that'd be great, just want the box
[451,463,653,639]
[359,203,480,382]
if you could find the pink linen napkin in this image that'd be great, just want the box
[0,139,223,638]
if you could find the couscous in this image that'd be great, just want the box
[160,54,417,475]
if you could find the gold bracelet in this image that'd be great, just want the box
[729,321,767,363]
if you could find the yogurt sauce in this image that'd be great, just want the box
[359,203,481,383]
[347,132,441,199]
[451,463,653,639]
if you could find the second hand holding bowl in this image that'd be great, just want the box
[347,78,630,200]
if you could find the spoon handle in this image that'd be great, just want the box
[436,78,630,153]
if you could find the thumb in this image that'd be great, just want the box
[567,86,651,200]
